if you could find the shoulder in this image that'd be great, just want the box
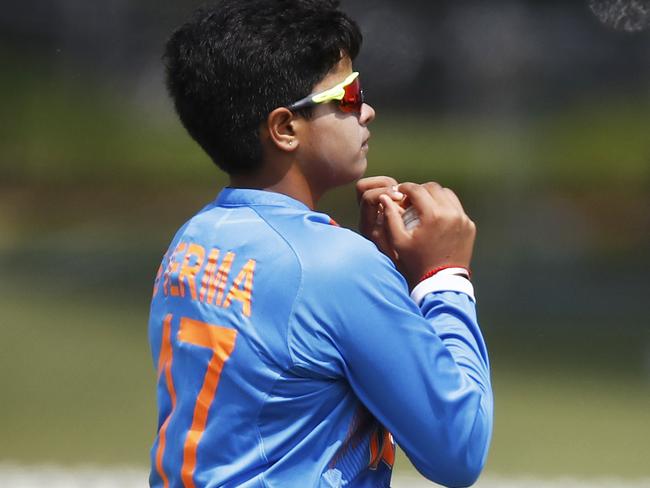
[294,215,396,278]
[285,216,410,305]
[240,204,384,271]
[239,205,410,308]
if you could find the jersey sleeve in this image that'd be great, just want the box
[289,234,493,487]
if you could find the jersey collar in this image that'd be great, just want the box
[216,187,311,211]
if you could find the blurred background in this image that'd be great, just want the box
[1,0,648,484]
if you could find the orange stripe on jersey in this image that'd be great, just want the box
[369,428,395,470]
[178,318,237,488]
[155,314,177,488]
[381,431,395,466]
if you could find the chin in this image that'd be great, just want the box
[341,158,367,184]
[322,157,368,189]
[354,158,369,178]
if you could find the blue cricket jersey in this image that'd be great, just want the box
[148,188,493,488]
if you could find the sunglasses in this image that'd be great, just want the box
[287,72,364,114]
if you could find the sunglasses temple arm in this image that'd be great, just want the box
[287,96,316,112]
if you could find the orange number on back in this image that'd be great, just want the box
[155,314,237,488]
[155,314,176,488]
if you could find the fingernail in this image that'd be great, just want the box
[392,191,404,200]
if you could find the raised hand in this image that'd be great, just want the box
[379,182,476,288]
[356,176,405,259]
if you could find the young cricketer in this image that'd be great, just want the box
[149,1,493,486]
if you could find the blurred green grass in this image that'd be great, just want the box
[0,289,154,465]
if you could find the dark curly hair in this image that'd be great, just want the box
[164,0,362,175]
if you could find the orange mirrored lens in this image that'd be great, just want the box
[339,77,363,113]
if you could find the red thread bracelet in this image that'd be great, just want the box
[418,265,472,284]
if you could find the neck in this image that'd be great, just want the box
[229,163,321,210]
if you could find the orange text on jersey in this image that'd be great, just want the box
[153,241,256,318]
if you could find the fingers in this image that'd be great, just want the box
[397,182,439,221]
[356,176,399,203]
[379,194,409,246]
[360,188,403,231]
[358,180,404,234]
[378,181,475,286]
[399,182,467,219]
[360,187,404,211]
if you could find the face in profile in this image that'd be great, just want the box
[296,57,376,194]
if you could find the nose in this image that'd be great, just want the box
[359,102,375,126]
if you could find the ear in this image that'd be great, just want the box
[266,107,300,152]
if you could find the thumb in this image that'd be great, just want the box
[379,194,408,248]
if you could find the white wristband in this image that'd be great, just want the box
[410,273,476,305]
